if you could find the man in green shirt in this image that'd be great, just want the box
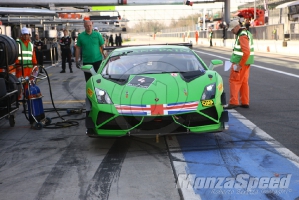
[76,20,106,81]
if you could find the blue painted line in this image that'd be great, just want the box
[176,112,299,200]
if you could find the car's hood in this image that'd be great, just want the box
[92,72,218,105]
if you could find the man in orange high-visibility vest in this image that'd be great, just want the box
[225,20,254,109]
[15,27,37,79]
[15,27,38,100]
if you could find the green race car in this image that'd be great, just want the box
[82,45,228,137]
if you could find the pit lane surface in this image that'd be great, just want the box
[0,38,299,200]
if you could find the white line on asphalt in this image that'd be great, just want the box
[166,136,201,200]
[194,50,299,79]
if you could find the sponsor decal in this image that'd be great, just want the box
[184,89,188,96]
[171,73,178,77]
[129,48,191,54]
[115,101,199,116]
[218,83,223,92]
[87,88,93,98]
[127,75,155,89]
[201,100,214,107]
[125,91,128,98]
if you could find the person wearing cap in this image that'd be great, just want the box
[94,27,98,32]
[34,34,44,73]
[76,20,106,82]
[15,27,38,79]
[225,20,254,109]
[59,29,73,73]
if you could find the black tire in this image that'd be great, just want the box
[9,115,15,127]
[8,73,21,97]
[86,128,98,138]
[35,122,43,130]
[0,78,6,98]
[0,35,18,67]
[0,73,21,106]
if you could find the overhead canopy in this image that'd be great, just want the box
[0,7,57,16]
[232,11,240,17]
[276,0,299,9]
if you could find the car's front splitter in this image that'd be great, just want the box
[87,111,227,137]
[87,123,224,137]
[86,97,228,137]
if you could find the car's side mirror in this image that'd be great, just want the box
[209,59,223,70]
[81,65,97,75]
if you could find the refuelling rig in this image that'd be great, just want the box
[18,66,51,129]
[0,34,51,129]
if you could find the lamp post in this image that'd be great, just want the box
[254,0,256,20]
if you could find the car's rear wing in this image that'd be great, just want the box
[103,42,192,51]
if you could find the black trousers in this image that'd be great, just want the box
[61,48,72,71]
[36,50,44,66]
[83,60,102,82]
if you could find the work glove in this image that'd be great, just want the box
[231,63,241,72]
[76,61,81,69]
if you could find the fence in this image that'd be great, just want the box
[289,22,299,40]
[158,23,299,41]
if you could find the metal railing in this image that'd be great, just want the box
[158,23,299,41]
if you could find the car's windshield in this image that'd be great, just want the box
[102,53,206,75]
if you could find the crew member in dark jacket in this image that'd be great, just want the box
[115,34,119,46]
[109,34,114,46]
[59,29,73,73]
[118,33,123,46]
[34,34,44,72]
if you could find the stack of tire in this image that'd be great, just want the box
[0,34,18,67]
[0,34,21,106]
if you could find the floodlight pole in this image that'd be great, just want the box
[224,0,230,25]
[254,0,256,20]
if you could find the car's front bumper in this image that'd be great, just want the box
[86,98,228,137]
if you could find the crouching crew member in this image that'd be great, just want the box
[59,29,73,73]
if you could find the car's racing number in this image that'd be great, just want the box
[201,100,214,107]
[127,75,155,89]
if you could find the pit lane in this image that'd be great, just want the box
[1,37,299,200]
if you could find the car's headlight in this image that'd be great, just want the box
[201,83,216,100]
[95,88,113,104]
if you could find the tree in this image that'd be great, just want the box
[130,20,166,33]
[129,13,200,32]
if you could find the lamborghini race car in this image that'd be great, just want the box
[82,45,228,137]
